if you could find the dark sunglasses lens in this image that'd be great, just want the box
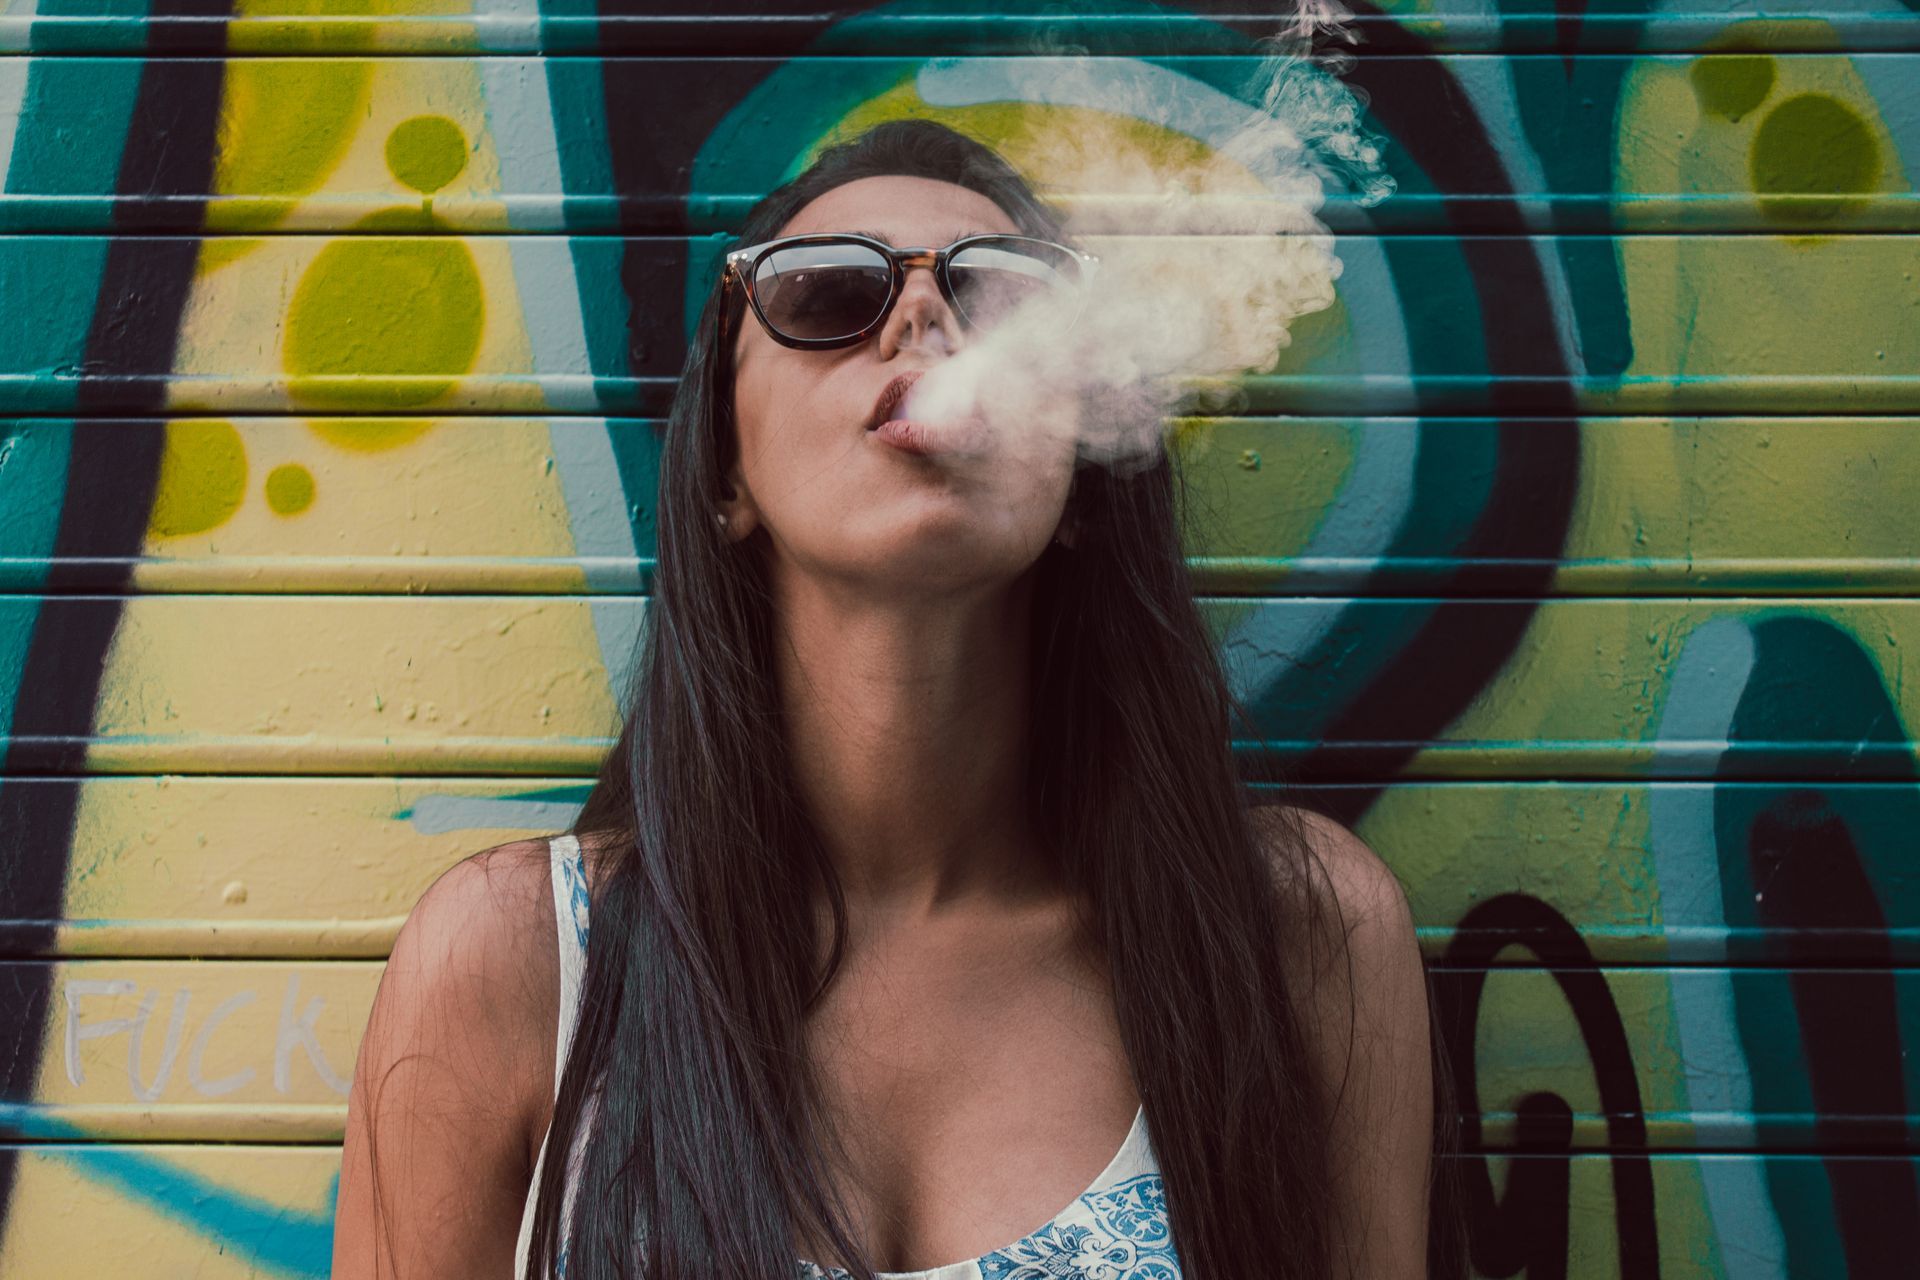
[947,241,1081,330]
[753,242,893,341]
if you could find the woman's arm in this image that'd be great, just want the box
[1260,805,1435,1279]
[332,843,556,1279]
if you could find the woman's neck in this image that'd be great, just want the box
[769,566,1054,920]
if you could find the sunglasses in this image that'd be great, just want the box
[719,232,1098,351]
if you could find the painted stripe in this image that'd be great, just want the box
[1448,56,1586,371]
[918,57,1312,186]
[1218,597,1348,708]
[475,24,569,216]
[548,418,647,584]
[400,794,589,837]
[1647,617,1790,1280]
[1218,414,1419,705]
[0,1106,333,1280]
[1218,238,1416,695]
[1297,417,1420,578]
[477,45,643,692]
[0,0,33,193]
[1852,52,1920,184]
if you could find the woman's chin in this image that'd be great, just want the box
[837,513,1055,592]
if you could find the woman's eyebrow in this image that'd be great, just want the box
[849,229,989,246]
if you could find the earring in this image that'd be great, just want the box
[714,511,729,529]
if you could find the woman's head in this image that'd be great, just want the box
[552,119,1385,1280]
[670,121,1095,606]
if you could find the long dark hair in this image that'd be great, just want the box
[526,117,1411,1279]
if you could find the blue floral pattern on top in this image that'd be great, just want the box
[556,837,591,954]
[794,1158,1177,1279]
[975,1175,1178,1279]
[979,1176,1177,1279]
[548,835,590,1279]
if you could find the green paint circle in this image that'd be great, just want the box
[385,115,468,195]
[265,463,316,514]
[1751,93,1880,223]
[149,420,247,538]
[284,235,485,408]
[1689,54,1775,123]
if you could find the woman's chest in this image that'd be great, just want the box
[799,921,1152,1275]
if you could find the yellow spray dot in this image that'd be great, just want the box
[385,115,468,196]
[308,417,435,452]
[1751,93,1880,223]
[1688,54,1775,123]
[265,462,316,514]
[202,57,374,251]
[149,420,247,538]
[283,226,485,408]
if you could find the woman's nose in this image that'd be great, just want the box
[880,267,960,358]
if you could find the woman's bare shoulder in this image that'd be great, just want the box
[1246,801,1425,1046]
[1246,804,1433,1275]
[332,836,568,1276]
[371,835,567,1115]
[395,836,564,998]
[1247,802,1414,963]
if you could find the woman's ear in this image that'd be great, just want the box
[716,467,759,542]
[1053,471,1082,549]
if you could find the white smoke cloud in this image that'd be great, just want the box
[900,2,1394,473]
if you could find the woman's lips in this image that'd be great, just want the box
[871,416,938,454]
[870,414,989,457]
[866,371,923,433]
[866,370,988,456]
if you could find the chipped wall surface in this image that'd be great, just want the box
[2,0,1919,1275]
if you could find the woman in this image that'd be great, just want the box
[332,119,1437,1280]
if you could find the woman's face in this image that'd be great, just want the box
[721,174,1080,597]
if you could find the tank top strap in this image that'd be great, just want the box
[517,834,593,1279]
[547,832,591,1093]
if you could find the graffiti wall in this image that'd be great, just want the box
[2,0,1918,1274]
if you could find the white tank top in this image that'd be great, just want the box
[513,833,594,1280]
[513,834,1178,1279]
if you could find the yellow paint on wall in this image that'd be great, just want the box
[204,57,374,253]
[1170,416,1358,561]
[320,58,506,216]
[168,233,543,414]
[1616,54,1916,386]
[202,54,510,265]
[84,595,628,769]
[264,462,317,514]
[172,56,544,409]
[128,418,580,565]
[0,1144,342,1277]
[148,420,248,539]
[1563,418,1920,573]
[226,0,478,54]
[25,960,375,1115]
[385,113,470,194]
[1358,783,1660,952]
[1473,968,1687,1119]
[283,227,487,409]
[58,776,567,954]
[1419,600,1920,766]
